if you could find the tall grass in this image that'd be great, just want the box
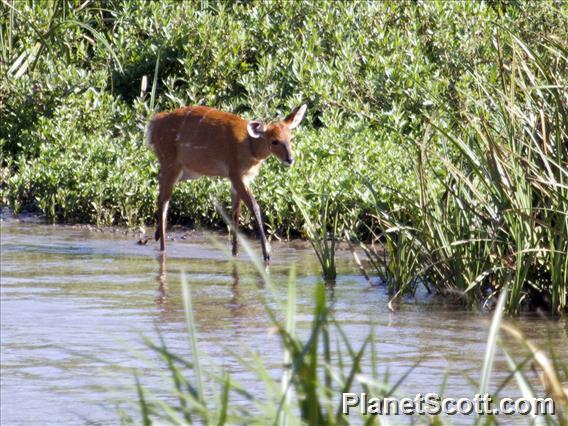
[357,35,567,315]
[125,217,568,425]
[293,192,340,281]
[124,225,387,424]
[128,274,387,424]
[125,269,567,424]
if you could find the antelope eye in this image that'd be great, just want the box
[271,140,279,145]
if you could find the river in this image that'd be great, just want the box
[1,219,566,424]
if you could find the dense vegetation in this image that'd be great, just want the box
[1,1,567,313]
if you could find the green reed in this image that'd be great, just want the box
[293,192,339,281]
[356,34,567,315]
[125,211,566,425]
[125,270,566,424]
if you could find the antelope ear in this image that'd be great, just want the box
[284,104,307,129]
[247,120,266,139]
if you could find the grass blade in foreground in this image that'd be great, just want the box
[293,192,339,281]
[479,287,508,397]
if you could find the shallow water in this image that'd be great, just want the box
[1,219,567,425]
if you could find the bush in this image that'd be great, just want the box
[4,1,564,232]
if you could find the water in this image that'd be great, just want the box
[1,219,566,425]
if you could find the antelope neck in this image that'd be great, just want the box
[248,137,263,161]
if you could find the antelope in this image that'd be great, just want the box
[146,104,307,264]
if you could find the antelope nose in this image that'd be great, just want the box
[286,157,294,165]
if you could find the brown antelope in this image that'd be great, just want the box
[146,104,307,263]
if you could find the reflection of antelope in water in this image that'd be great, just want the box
[152,255,267,332]
[147,104,307,264]
[229,263,241,313]
[227,262,267,330]
[155,253,168,306]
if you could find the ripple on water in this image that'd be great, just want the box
[1,220,567,425]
